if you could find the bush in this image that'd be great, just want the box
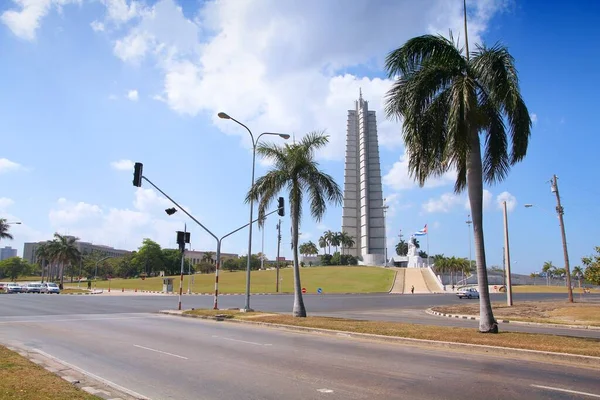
[320,254,333,266]
[341,254,358,265]
[196,262,215,274]
[330,252,341,265]
[223,259,240,272]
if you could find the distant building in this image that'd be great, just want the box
[0,246,17,261]
[184,250,238,265]
[23,238,130,264]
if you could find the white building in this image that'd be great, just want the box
[341,90,385,266]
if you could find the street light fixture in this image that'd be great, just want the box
[217,111,289,312]
[6,221,21,225]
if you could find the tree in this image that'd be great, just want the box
[411,237,420,249]
[299,243,310,257]
[47,233,81,289]
[339,231,355,255]
[572,266,584,289]
[418,250,428,259]
[202,252,215,263]
[0,218,15,242]
[582,247,600,285]
[395,240,408,256]
[331,232,342,254]
[132,239,164,277]
[323,230,335,255]
[385,32,531,332]
[318,235,328,255]
[247,132,342,317]
[35,242,50,283]
[0,257,33,280]
[542,261,555,286]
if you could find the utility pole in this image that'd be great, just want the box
[502,200,513,306]
[551,175,573,303]
[178,224,187,311]
[276,219,282,293]
[382,200,389,267]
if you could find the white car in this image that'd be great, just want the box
[457,287,480,299]
[23,282,43,293]
[40,282,60,294]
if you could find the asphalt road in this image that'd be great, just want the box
[2,292,599,338]
[1,312,599,400]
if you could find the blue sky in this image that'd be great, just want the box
[1,0,599,274]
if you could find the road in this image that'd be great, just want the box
[2,293,599,338]
[0,312,598,400]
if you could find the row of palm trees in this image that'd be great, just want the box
[318,231,355,255]
[432,255,473,286]
[541,261,584,287]
[34,234,81,289]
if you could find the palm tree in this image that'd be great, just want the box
[542,261,554,286]
[323,230,335,255]
[0,218,14,242]
[331,232,342,254]
[572,266,584,289]
[385,35,531,333]
[339,232,355,256]
[35,243,50,283]
[395,240,408,256]
[47,234,81,289]
[247,132,342,317]
[411,237,420,249]
[202,251,215,264]
[318,235,328,255]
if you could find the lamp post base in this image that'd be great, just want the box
[239,308,255,313]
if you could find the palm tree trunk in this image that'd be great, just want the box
[291,189,306,317]
[467,128,497,333]
[40,261,45,283]
[59,263,65,290]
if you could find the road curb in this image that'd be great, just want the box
[3,343,150,400]
[157,310,600,369]
[426,308,600,331]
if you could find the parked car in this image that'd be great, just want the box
[5,283,23,293]
[23,282,43,293]
[456,287,480,299]
[40,282,60,294]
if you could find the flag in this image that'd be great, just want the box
[414,224,428,236]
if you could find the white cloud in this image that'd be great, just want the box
[422,193,463,213]
[127,89,139,101]
[0,158,23,174]
[102,0,141,24]
[383,151,456,191]
[0,0,78,41]
[100,0,505,161]
[47,189,207,251]
[90,20,104,32]
[384,193,412,218]
[496,191,517,212]
[530,113,538,124]
[0,197,15,210]
[110,159,134,171]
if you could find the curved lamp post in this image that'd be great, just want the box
[218,112,289,311]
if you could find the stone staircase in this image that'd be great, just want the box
[403,268,431,294]
[389,268,405,294]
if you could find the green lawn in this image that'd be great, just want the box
[89,266,396,294]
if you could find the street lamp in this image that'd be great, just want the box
[382,200,389,267]
[6,221,21,225]
[218,111,289,311]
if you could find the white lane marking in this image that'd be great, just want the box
[0,316,153,324]
[317,388,334,393]
[133,345,188,360]
[531,385,600,398]
[212,335,272,346]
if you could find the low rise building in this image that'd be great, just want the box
[184,250,238,265]
[23,238,130,264]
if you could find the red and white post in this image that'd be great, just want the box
[213,241,221,310]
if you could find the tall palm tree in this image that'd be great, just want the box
[318,235,328,255]
[331,232,342,254]
[47,234,81,289]
[247,132,342,317]
[35,242,50,283]
[542,261,554,286]
[385,35,531,333]
[572,266,584,289]
[340,232,355,256]
[0,218,14,241]
[202,251,215,263]
[395,240,408,256]
[323,230,335,255]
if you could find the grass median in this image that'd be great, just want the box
[91,266,396,294]
[0,346,99,400]
[512,285,596,293]
[432,301,600,327]
[183,309,600,357]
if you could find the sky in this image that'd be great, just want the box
[1,0,599,275]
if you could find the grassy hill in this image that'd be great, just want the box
[88,266,396,294]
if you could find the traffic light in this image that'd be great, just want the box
[176,231,191,252]
[133,162,143,187]
[278,197,284,216]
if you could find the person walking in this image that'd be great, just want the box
[411,285,414,294]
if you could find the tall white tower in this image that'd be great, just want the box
[341,90,385,265]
